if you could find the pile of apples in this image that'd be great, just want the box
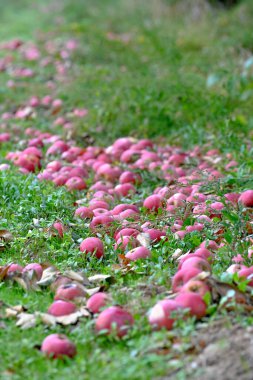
[0,39,252,360]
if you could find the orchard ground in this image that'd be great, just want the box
[0,1,253,379]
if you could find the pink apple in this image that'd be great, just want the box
[80,237,104,258]
[180,280,210,298]
[148,299,183,330]
[172,267,202,292]
[86,292,109,313]
[23,263,43,280]
[74,206,94,219]
[175,292,207,319]
[95,306,134,337]
[65,177,86,191]
[41,334,76,359]
[125,246,151,261]
[48,300,76,316]
[143,195,163,212]
[180,256,211,272]
[54,284,86,301]
[238,190,253,208]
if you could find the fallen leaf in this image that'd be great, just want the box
[88,274,112,283]
[0,229,13,242]
[0,263,12,280]
[37,266,59,287]
[5,305,25,318]
[136,233,151,248]
[16,313,36,329]
[64,270,90,285]
[85,287,101,296]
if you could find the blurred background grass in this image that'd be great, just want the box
[0,0,253,151]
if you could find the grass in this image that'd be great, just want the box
[0,0,252,379]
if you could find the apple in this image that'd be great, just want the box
[54,284,86,301]
[7,263,23,274]
[148,299,183,330]
[74,206,94,219]
[65,177,86,191]
[95,306,134,337]
[180,256,211,272]
[80,237,104,258]
[238,190,253,208]
[143,195,163,212]
[89,215,114,233]
[86,292,109,313]
[238,267,253,286]
[180,280,210,298]
[48,300,76,316]
[41,334,76,359]
[172,267,202,292]
[52,222,64,238]
[144,228,166,243]
[125,246,151,261]
[23,263,43,280]
[175,292,207,319]
[114,235,140,250]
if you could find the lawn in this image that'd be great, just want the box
[0,0,252,379]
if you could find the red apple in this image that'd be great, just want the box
[80,237,104,258]
[238,190,253,208]
[175,292,207,319]
[125,246,151,261]
[86,292,109,313]
[48,300,76,316]
[180,280,210,298]
[148,299,183,330]
[41,334,76,359]
[54,284,86,301]
[95,306,134,337]
[23,263,43,280]
[172,267,202,292]
[143,195,163,212]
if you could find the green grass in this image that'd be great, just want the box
[0,0,252,379]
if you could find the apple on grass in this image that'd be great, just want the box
[95,306,134,338]
[41,334,76,359]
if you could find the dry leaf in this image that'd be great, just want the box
[136,233,151,248]
[172,249,183,259]
[5,305,25,318]
[0,230,13,242]
[37,266,59,287]
[64,270,90,285]
[55,307,90,326]
[118,254,132,267]
[88,274,112,283]
[0,263,12,280]
[85,287,101,296]
[16,313,36,329]
[38,312,56,327]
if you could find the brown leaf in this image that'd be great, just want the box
[0,263,13,280]
[0,230,13,242]
[207,276,250,305]
[118,254,132,267]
